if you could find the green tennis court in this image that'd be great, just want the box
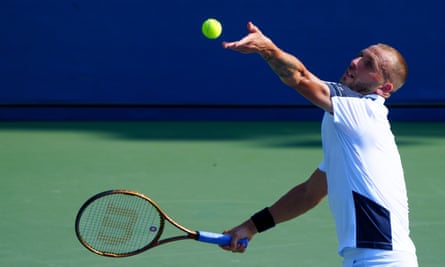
[1,121,443,267]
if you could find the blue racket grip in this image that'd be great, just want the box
[197,231,248,248]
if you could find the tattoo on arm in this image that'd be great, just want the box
[263,54,299,79]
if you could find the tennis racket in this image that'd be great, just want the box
[75,189,248,257]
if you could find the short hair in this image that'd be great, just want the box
[376,43,408,93]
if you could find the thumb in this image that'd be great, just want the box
[247,21,261,34]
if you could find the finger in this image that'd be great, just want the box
[231,242,246,253]
[230,237,238,250]
[222,41,235,49]
[247,21,261,34]
[222,42,240,50]
[247,21,255,32]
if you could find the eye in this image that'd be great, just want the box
[364,59,373,68]
[361,56,377,71]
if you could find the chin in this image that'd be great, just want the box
[340,79,351,87]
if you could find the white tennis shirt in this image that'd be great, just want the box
[318,82,416,256]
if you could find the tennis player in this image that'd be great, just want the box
[220,22,418,266]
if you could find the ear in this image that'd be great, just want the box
[377,83,394,98]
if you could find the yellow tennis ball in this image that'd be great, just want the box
[201,18,222,39]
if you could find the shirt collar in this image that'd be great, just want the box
[363,93,385,104]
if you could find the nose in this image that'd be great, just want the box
[350,58,359,69]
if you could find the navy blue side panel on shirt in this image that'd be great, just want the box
[353,191,393,250]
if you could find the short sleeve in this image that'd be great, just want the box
[318,160,326,172]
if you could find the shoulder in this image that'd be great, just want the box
[324,82,362,98]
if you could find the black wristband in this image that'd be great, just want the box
[250,207,276,233]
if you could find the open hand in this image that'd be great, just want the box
[222,21,272,54]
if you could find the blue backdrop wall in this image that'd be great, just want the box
[1,0,444,120]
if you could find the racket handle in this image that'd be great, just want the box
[197,231,249,248]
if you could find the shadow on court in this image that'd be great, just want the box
[0,121,443,147]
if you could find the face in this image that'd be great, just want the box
[340,45,391,94]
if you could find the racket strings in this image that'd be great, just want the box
[77,193,162,255]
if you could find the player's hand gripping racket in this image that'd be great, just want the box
[75,189,248,257]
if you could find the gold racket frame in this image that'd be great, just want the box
[75,189,199,257]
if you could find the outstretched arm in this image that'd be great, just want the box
[223,22,332,113]
[221,168,327,253]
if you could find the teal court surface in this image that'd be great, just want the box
[1,121,444,267]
